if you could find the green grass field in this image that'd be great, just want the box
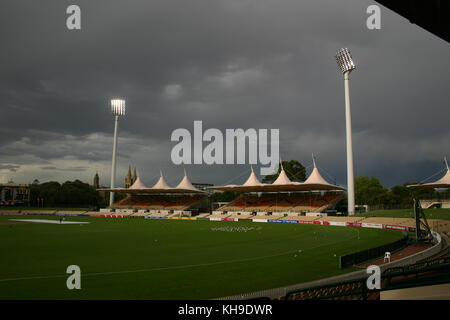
[356,208,450,220]
[0,215,404,299]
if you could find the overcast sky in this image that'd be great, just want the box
[0,0,449,189]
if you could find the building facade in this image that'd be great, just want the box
[0,180,30,205]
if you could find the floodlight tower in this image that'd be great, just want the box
[335,48,356,216]
[109,99,126,206]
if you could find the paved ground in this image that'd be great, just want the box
[360,243,431,268]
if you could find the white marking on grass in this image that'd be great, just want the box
[9,219,89,225]
[0,230,359,283]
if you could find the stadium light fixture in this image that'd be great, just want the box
[335,48,356,215]
[109,99,126,206]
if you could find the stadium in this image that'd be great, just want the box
[1,0,449,306]
[1,159,449,300]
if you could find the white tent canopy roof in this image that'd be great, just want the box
[129,177,147,189]
[408,158,450,189]
[304,159,332,185]
[175,169,201,191]
[272,162,292,185]
[209,158,345,192]
[243,166,263,186]
[152,170,171,189]
[98,169,205,194]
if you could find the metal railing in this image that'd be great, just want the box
[285,258,450,300]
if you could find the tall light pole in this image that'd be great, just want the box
[109,99,126,207]
[335,48,356,216]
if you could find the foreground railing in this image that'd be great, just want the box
[285,257,450,300]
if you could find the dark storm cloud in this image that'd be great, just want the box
[0,164,20,172]
[0,0,449,187]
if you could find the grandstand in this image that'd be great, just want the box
[99,170,208,216]
[210,160,344,215]
[409,158,450,209]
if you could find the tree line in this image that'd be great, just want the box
[355,176,450,209]
[30,180,110,208]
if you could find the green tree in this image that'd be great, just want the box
[388,182,438,208]
[211,191,239,202]
[30,181,61,206]
[262,160,306,183]
[355,176,388,206]
[30,180,102,208]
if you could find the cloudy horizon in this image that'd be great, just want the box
[1,0,449,189]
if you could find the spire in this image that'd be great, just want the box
[125,165,132,188]
[93,171,100,189]
[312,153,317,168]
[132,167,137,182]
[445,157,449,171]
[280,158,284,172]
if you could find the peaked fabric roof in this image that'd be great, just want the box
[272,162,292,185]
[175,170,200,191]
[243,166,263,186]
[152,170,171,189]
[98,169,205,194]
[409,159,450,189]
[304,159,333,185]
[209,159,345,193]
[129,177,147,189]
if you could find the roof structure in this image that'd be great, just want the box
[209,159,345,193]
[243,165,263,186]
[175,168,201,191]
[152,170,171,189]
[272,162,292,185]
[408,158,450,189]
[129,176,147,189]
[98,169,206,194]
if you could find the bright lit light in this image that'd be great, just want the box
[335,48,356,74]
[111,99,126,116]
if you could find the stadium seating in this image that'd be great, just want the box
[218,193,343,214]
[227,212,254,219]
[113,194,206,211]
